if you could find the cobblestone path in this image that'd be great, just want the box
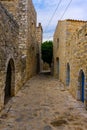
[0,74,87,130]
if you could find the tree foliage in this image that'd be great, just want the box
[41,41,53,67]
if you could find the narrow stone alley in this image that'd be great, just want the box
[0,74,87,130]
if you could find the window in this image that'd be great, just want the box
[57,38,59,48]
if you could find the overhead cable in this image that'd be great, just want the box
[44,0,62,33]
[60,0,72,19]
[44,0,72,39]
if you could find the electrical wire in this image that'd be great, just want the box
[60,0,72,20]
[46,0,73,41]
[44,0,62,33]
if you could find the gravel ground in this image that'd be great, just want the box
[0,74,87,130]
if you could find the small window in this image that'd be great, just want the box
[57,38,59,48]
[85,33,87,36]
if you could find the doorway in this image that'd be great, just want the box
[66,63,70,86]
[56,58,59,79]
[80,70,85,102]
[4,59,15,104]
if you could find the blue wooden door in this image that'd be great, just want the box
[66,64,70,86]
[81,73,84,102]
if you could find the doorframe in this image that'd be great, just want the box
[4,58,15,104]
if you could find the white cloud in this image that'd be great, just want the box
[33,0,87,41]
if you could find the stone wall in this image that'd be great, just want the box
[26,0,37,80]
[0,0,43,110]
[53,19,87,108]
[65,20,86,88]
[1,0,39,83]
[17,0,39,83]
[69,24,87,99]
[53,20,66,83]
[53,20,86,84]
[0,0,18,17]
[0,2,21,109]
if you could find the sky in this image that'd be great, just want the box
[32,0,87,42]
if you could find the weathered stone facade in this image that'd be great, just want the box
[53,19,87,108]
[0,2,21,109]
[0,0,43,110]
[17,0,38,83]
[69,23,87,108]
[1,0,18,18]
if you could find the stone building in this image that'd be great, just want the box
[0,2,21,109]
[53,19,87,108]
[0,0,43,110]
[17,0,38,83]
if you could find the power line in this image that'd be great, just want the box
[44,0,62,33]
[43,0,72,39]
[60,0,72,20]
[46,0,73,41]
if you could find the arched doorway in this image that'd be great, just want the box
[66,63,70,86]
[4,59,15,104]
[79,70,85,103]
[56,58,59,79]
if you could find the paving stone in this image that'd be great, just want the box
[0,75,87,130]
[43,125,52,130]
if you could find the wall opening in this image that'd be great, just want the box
[4,59,15,104]
[78,70,85,103]
[56,58,59,79]
[66,63,70,86]
[57,38,59,48]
